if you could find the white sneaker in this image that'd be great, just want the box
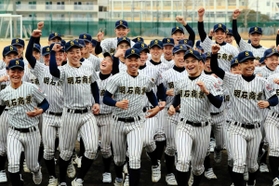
[246,180,256,186]
[67,161,76,178]
[0,170,7,183]
[23,159,31,173]
[74,156,82,168]
[151,164,161,182]
[209,138,216,153]
[230,183,234,186]
[260,163,269,173]
[114,177,123,186]
[71,178,83,186]
[165,173,178,185]
[243,166,249,181]
[273,177,279,186]
[123,174,129,186]
[188,172,193,186]
[123,163,128,174]
[32,167,42,185]
[59,182,67,186]
[48,176,58,186]
[204,168,217,179]
[102,172,112,183]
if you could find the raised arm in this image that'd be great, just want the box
[25,30,42,68]
[276,29,279,47]
[49,44,62,78]
[176,16,195,44]
[232,9,241,45]
[95,31,104,55]
[210,44,225,79]
[197,8,207,42]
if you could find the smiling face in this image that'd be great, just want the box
[8,68,24,86]
[214,29,226,44]
[249,33,262,46]
[150,46,163,61]
[115,26,129,38]
[264,54,279,71]
[240,59,255,76]
[230,64,242,74]
[172,31,184,44]
[3,52,18,66]
[100,56,113,74]
[125,56,140,76]
[184,56,202,77]
[140,51,148,65]
[173,51,185,68]
[66,47,82,67]
[204,58,211,73]
[163,45,174,60]
[32,50,41,61]
[225,35,234,44]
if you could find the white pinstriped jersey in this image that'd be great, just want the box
[96,72,113,114]
[101,37,135,53]
[24,67,40,86]
[174,73,222,122]
[146,60,169,74]
[254,66,279,79]
[238,39,267,59]
[200,36,239,71]
[161,67,188,107]
[119,61,127,72]
[160,56,175,69]
[32,62,63,113]
[0,82,45,128]
[0,60,5,70]
[207,75,225,113]
[106,71,154,118]
[267,73,279,113]
[55,62,98,109]
[223,72,275,124]
[85,54,101,71]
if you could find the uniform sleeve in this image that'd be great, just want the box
[238,38,250,52]
[106,75,120,94]
[223,72,238,91]
[100,38,111,53]
[206,78,223,97]
[200,36,213,53]
[33,62,45,80]
[32,84,46,104]
[173,80,182,96]
[94,58,101,72]
[146,79,156,92]
[263,78,276,100]
[91,68,99,83]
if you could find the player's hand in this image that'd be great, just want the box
[209,29,214,37]
[176,16,186,26]
[92,103,100,115]
[196,81,210,95]
[168,105,176,116]
[211,44,220,54]
[146,106,160,118]
[198,8,205,20]
[0,75,9,82]
[114,49,125,58]
[257,100,269,109]
[166,89,174,96]
[254,60,260,67]
[274,78,279,84]
[158,101,166,110]
[232,9,241,19]
[32,29,42,38]
[37,21,44,30]
[96,31,104,42]
[52,43,63,52]
[26,107,43,117]
[116,99,129,109]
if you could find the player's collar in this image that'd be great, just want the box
[242,74,255,82]
[188,74,201,80]
[215,41,226,46]
[173,65,185,72]
[139,64,146,70]
[204,70,213,75]
[251,44,262,49]
[265,66,274,72]
[80,58,85,62]
[99,72,111,80]
[150,59,162,65]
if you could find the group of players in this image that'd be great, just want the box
[0,7,279,186]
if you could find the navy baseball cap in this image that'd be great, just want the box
[132,37,144,43]
[33,43,41,52]
[195,40,203,50]
[263,48,279,59]
[162,38,175,47]
[171,26,184,35]
[125,48,140,59]
[117,37,131,46]
[61,39,66,46]
[76,39,85,47]
[213,23,226,32]
[226,29,233,36]
[7,59,24,70]
[184,49,202,60]
[237,51,255,63]
[79,33,92,43]
[91,39,97,46]
[230,57,239,67]
[179,39,193,49]
[115,20,128,29]
[249,26,262,34]
[2,45,18,57]
[172,44,187,54]
[65,40,82,52]
[205,52,211,59]
[11,38,25,47]
[103,52,113,59]
[42,46,50,56]
[259,57,265,64]
[149,39,163,49]
[133,42,149,53]
[48,32,62,41]
[49,42,65,52]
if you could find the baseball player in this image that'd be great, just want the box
[0,58,49,186]
[161,44,188,185]
[48,32,62,44]
[161,38,175,69]
[49,40,100,186]
[172,16,195,46]
[195,40,204,53]
[225,29,234,45]
[168,49,223,186]
[103,48,161,186]
[42,46,51,65]
[101,20,135,54]
[197,8,239,72]
[132,37,144,43]
[210,45,278,186]
[11,38,25,60]
[232,9,267,60]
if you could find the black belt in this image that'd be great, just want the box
[180,118,209,127]
[143,106,154,112]
[113,115,140,123]
[67,108,88,114]
[233,122,260,129]
[47,111,63,116]
[272,112,279,118]
[210,111,223,116]
[4,109,8,111]
[10,126,36,133]
[97,113,111,116]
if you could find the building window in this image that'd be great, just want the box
[29,1,36,9]
[267,1,270,6]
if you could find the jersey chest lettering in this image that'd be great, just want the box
[44,77,61,86]
[217,53,233,61]
[118,86,146,95]
[0,84,7,90]
[179,89,205,98]
[100,89,106,96]
[276,89,279,96]
[5,95,32,107]
[168,82,174,89]
[67,76,92,84]
[233,90,262,100]
[30,78,40,85]
[224,95,230,102]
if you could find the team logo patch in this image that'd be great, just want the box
[254,27,258,31]
[131,49,135,54]
[218,24,222,28]
[137,37,141,41]
[123,37,126,40]
[154,40,158,44]
[176,26,179,30]
[83,34,87,39]
[235,59,238,63]
[167,39,170,43]
[15,60,19,65]
[16,39,19,43]
[189,49,193,53]
[120,20,123,25]
[179,45,183,49]
[141,43,145,48]
[54,33,58,36]
[245,51,249,56]
[10,46,13,51]
[46,47,50,51]
[70,41,74,46]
